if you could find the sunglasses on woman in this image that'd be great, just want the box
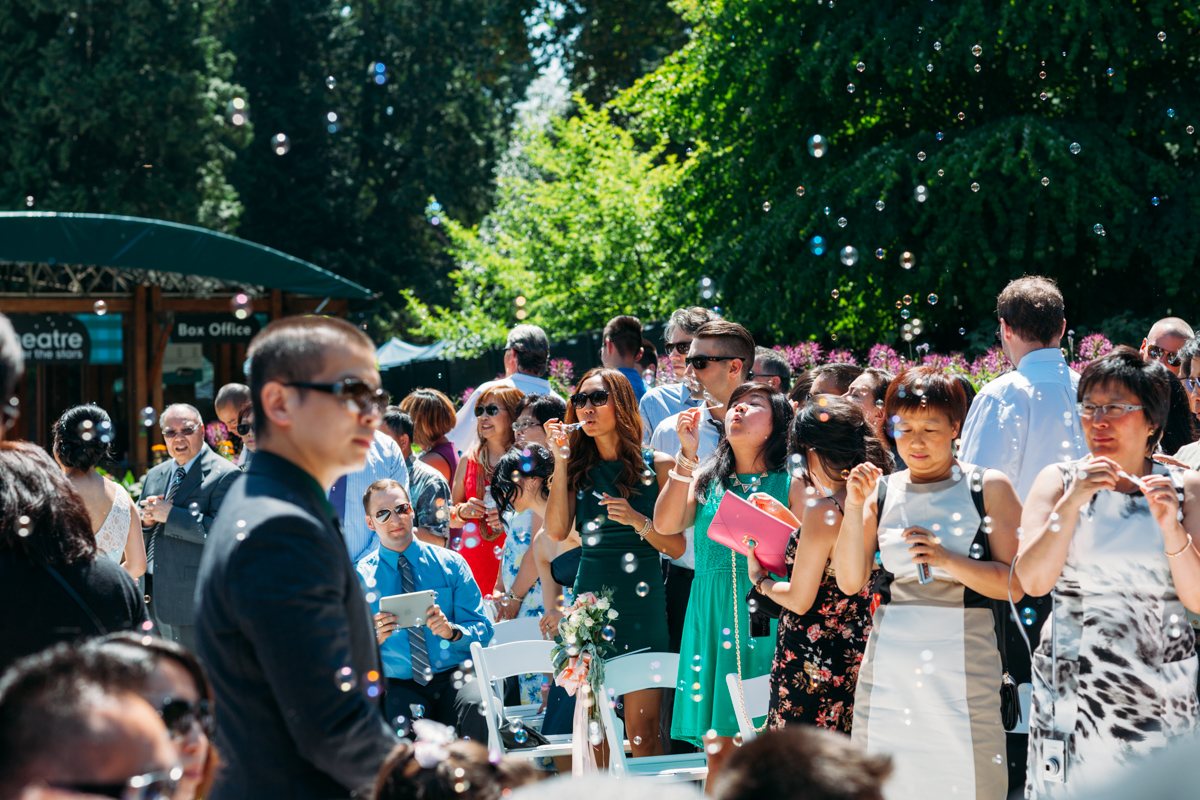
[474,404,502,417]
[374,503,414,523]
[684,355,736,370]
[1145,345,1183,367]
[159,697,215,740]
[285,379,387,416]
[235,420,253,436]
[570,389,610,409]
[53,766,183,800]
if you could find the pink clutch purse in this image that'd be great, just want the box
[705,491,796,577]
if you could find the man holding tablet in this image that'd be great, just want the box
[355,478,493,740]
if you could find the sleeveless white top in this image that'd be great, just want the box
[95,483,133,562]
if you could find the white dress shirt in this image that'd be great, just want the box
[958,348,1086,502]
[446,373,553,455]
[334,429,410,562]
[649,404,721,569]
[638,382,701,444]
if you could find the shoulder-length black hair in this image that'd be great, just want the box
[491,444,554,516]
[695,383,794,500]
[791,396,894,479]
[0,441,97,566]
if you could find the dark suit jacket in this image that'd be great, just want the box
[142,445,240,624]
[194,451,397,799]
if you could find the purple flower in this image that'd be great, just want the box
[1077,333,1113,362]
[826,348,859,366]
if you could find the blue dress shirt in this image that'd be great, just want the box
[617,367,648,402]
[355,538,493,680]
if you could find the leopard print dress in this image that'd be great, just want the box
[1026,461,1199,798]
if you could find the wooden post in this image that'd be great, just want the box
[149,287,164,449]
[131,286,148,468]
[270,289,283,321]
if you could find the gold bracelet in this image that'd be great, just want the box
[675,451,698,472]
[1166,534,1194,559]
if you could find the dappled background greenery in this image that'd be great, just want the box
[3,0,1197,354]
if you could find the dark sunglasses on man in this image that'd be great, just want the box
[159,697,215,740]
[52,766,183,800]
[284,378,387,416]
[1145,345,1183,367]
[374,503,414,523]
[663,341,693,356]
[570,389,610,409]
[474,404,502,418]
[684,354,736,370]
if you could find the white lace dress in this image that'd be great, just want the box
[95,484,133,563]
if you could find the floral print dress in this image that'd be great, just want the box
[768,528,874,733]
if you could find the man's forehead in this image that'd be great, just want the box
[368,487,407,510]
[1150,331,1188,348]
[163,410,199,426]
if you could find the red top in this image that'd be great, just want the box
[460,454,505,595]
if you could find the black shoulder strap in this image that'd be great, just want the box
[967,466,1009,673]
[876,474,889,518]
[40,562,108,635]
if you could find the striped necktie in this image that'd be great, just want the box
[396,552,432,685]
[146,465,186,566]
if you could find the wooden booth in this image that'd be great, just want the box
[0,212,373,473]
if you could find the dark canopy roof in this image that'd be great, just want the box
[0,212,372,299]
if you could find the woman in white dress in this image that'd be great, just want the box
[835,367,1025,800]
[54,405,146,579]
[1016,348,1200,798]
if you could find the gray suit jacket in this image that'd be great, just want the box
[143,445,241,624]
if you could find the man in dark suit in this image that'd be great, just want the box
[138,402,239,650]
[195,316,399,799]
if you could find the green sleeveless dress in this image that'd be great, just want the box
[573,459,669,656]
[670,470,787,745]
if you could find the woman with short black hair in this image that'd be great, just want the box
[1016,346,1200,798]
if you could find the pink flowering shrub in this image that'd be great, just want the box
[459,387,475,408]
[867,344,904,374]
[204,421,228,448]
[826,348,859,366]
[548,358,577,398]
[774,342,823,372]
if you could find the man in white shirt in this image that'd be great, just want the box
[957,275,1084,790]
[638,307,721,443]
[446,324,552,454]
[649,320,754,753]
[1139,316,1194,376]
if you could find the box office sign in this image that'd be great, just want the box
[12,314,91,364]
[172,314,261,344]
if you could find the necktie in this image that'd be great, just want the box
[146,465,186,566]
[397,553,431,685]
[329,475,348,523]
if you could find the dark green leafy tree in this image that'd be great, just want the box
[619,0,1200,349]
[217,0,540,299]
[0,0,249,228]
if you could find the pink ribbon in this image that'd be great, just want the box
[554,652,592,697]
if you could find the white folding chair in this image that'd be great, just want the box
[470,640,573,761]
[490,616,544,645]
[597,652,708,784]
[724,672,771,743]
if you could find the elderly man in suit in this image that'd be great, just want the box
[138,403,239,650]
[195,316,399,799]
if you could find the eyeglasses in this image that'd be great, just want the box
[285,379,387,416]
[1183,378,1200,393]
[684,355,736,370]
[52,766,183,800]
[159,697,215,740]
[474,404,502,418]
[162,426,198,439]
[374,503,413,523]
[1146,345,1183,367]
[1077,402,1144,419]
[512,419,539,433]
[235,421,253,437]
[664,341,693,356]
[570,389,610,409]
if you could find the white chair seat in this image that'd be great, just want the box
[617,753,709,783]
[724,672,771,743]
[490,616,544,645]
[471,639,567,762]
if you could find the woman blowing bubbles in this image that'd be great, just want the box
[833,367,1024,800]
[1016,347,1200,798]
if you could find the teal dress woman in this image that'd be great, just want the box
[672,470,787,745]
[573,459,669,654]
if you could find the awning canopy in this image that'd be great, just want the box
[0,212,373,299]
[377,336,448,369]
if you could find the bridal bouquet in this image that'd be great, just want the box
[551,588,619,699]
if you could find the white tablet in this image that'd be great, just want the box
[379,590,438,629]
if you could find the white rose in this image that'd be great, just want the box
[584,616,595,627]
[597,598,610,610]
[607,609,619,620]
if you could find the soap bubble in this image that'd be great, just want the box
[926,63,934,72]
[493,545,503,558]
[971,44,982,57]
[900,308,911,319]
[413,704,425,718]
[969,543,984,559]
[335,666,356,692]
[1041,177,1050,187]
[809,236,827,256]
[1151,197,1160,207]
[762,201,772,212]
[970,182,980,193]
[636,581,650,597]
[1106,67,1114,76]
[1167,108,1175,118]
[823,206,831,216]
[1069,142,1081,155]
[936,132,944,141]
[914,185,928,203]
[831,289,840,299]
[837,217,848,228]
[1188,126,1195,135]
[795,185,805,197]
[270,133,291,156]
[900,252,916,270]
[1093,224,1106,236]
[325,75,337,90]
[231,293,252,320]
[621,553,638,573]
[902,295,912,306]
[600,625,616,642]
[807,135,827,158]
[917,151,926,161]
[974,64,981,73]
[839,246,858,266]
[875,248,885,259]
[1157,31,1166,42]
[846,84,855,93]
[227,96,248,126]
[1020,608,1037,626]
[927,294,938,305]
[139,407,156,428]
[513,726,528,745]
[875,200,885,211]
[700,276,715,299]
[959,328,966,335]
[93,300,108,316]
[856,61,865,72]
[933,41,941,51]
[25,196,34,208]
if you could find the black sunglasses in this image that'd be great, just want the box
[684,355,736,370]
[570,389,611,409]
[285,379,387,416]
[160,697,215,740]
[664,341,692,355]
[374,503,414,523]
[1146,344,1183,367]
[53,766,183,800]
[235,420,253,436]
[474,404,502,417]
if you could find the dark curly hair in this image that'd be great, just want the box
[53,405,115,472]
[0,441,97,566]
[373,738,539,800]
[695,383,794,500]
[491,445,554,516]
[791,396,894,479]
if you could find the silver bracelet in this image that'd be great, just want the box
[636,517,654,539]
